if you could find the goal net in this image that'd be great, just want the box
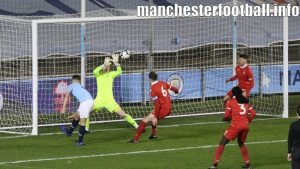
[0,15,287,135]
[0,18,33,134]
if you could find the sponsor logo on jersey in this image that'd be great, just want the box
[167,74,184,97]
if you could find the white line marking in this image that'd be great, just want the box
[0,117,283,139]
[0,140,286,165]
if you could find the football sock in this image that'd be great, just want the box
[85,117,90,132]
[124,114,138,129]
[214,144,225,165]
[134,121,147,141]
[78,125,86,143]
[69,119,79,133]
[240,145,250,164]
[151,124,157,136]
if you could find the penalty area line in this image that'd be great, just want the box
[0,117,282,139]
[0,139,286,165]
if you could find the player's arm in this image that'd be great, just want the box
[166,83,179,94]
[226,68,238,83]
[288,123,294,154]
[248,106,256,122]
[223,102,232,121]
[226,75,238,83]
[109,54,122,78]
[61,92,70,113]
[247,67,254,89]
[151,90,161,115]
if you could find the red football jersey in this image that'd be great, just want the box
[150,81,178,114]
[224,98,256,127]
[229,65,254,89]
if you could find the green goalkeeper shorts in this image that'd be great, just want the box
[94,99,121,113]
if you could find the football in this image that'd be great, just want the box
[120,49,130,59]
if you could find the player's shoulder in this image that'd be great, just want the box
[67,83,78,92]
[153,80,167,86]
[227,98,237,105]
[150,81,160,89]
[68,83,75,89]
[245,65,253,71]
[157,80,167,85]
[291,120,300,127]
[243,103,253,109]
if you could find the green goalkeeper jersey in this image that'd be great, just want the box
[93,65,122,102]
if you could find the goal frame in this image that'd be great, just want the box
[31,15,289,135]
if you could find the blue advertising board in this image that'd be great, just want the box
[0,64,299,114]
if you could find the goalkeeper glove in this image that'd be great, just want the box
[111,53,120,66]
[104,57,111,65]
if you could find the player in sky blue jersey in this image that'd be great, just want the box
[60,75,94,146]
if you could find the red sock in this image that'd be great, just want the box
[214,145,225,164]
[134,121,147,141]
[240,145,250,164]
[151,124,157,136]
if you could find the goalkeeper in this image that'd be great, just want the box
[93,53,138,129]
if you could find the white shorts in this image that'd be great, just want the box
[78,99,94,118]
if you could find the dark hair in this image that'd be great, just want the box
[232,86,249,104]
[149,72,158,81]
[72,75,81,81]
[297,105,300,117]
[239,54,249,60]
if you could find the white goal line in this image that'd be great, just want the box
[0,117,282,139]
[0,139,286,165]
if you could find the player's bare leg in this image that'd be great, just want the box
[223,95,230,107]
[60,112,80,137]
[238,136,251,169]
[116,109,138,129]
[69,111,91,132]
[129,113,155,143]
[208,135,230,169]
[149,117,158,140]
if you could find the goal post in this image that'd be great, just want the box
[32,21,38,135]
[0,14,289,135]
[283,15,289,118]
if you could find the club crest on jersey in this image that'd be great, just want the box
[167,74,183,97]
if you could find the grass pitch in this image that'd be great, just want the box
[0,94,299,169]
[0,115,295,169]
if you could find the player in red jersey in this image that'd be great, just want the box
[224,54,254,107]
[128,72,178,143]
[208,87,256,169]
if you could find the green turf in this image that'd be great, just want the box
[0,115,295,169]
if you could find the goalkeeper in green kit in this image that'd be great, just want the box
[93,53,138,129]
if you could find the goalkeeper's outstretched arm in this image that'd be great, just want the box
[109,54,122,78]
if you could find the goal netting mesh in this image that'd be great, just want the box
[0,15,285,134]
[0,18,32,134]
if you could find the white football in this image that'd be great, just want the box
[120,50,130,59]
